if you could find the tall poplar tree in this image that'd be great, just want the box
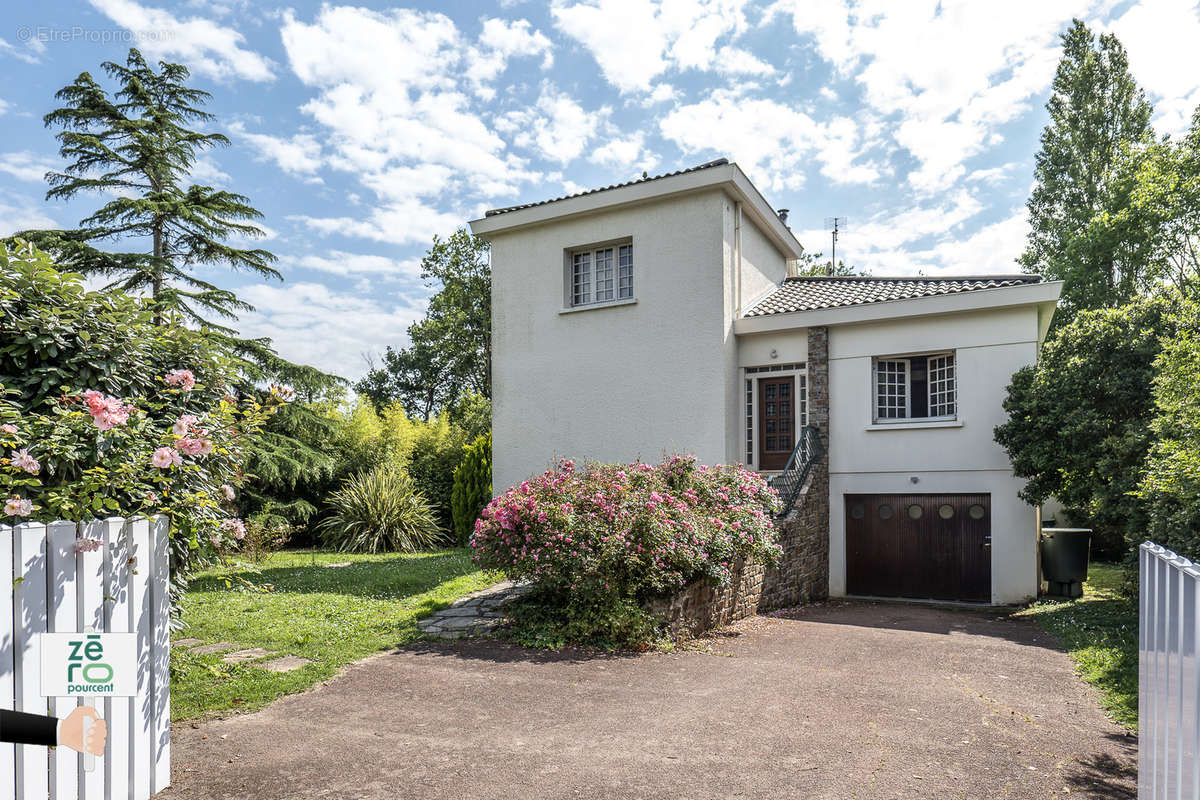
[1020,20,1155,317]
[17,48,280,329]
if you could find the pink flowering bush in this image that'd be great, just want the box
[471,455,781,647]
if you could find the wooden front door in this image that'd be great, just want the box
[844,494,991,602]
[758,376,796,471]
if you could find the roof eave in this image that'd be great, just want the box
[467,162,804,259]
[733,280,1064,335]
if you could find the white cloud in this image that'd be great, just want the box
[590,131,659,172]
[715,46,775,75]
[188,156,231,185]
[234,281,427,380]
[500,85,604,164]
[0,37,42,64]
[87,0,275,82]
[551,0,752,92]
[0,98,9,115]
[229,122,323,177]
[0,201,57,236]
[289,196,465,247]
[660,90,875,190]
[769,0,1092,192]
[281,5,542,206]
[291,250,423,279]
[466,17,554,98]
[0,152,57,183]
[965,162,1019,185]
[919,209,1029,275]
[1107,0,1200,136]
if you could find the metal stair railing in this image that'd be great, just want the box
[768,424,825,517]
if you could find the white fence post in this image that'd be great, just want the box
[1140,542,1200,800]
[2,516,171,800]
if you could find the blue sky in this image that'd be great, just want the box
[2,0,1199,380]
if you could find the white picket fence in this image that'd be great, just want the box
[1139,542,1200,800]
[2,516,171,800]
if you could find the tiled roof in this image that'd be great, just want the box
[484,158,730,217]
[744,275,1042,317]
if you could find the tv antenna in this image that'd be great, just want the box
[823,216,847,275]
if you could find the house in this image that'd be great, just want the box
[468,158,1062,606]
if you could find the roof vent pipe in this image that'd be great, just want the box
[777,208,789,224]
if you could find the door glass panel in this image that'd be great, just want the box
[938,504,954,519]
[766,420,776,433]
[766,437,777,450]
[766,402,776,415]
[780,383,790,398]
[907,504,923,520]
[765,385,776,399]
[879,504,894,520]
[850,503,865,520]
[968,504,986,520]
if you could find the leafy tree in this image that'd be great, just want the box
[447,392,492,441]
[994,294,1183,556]
[793,250,864,277]
[1138,301,1200,561]
[357,229,490,417]
[1020,20,1156,318]
[14,49,278,328]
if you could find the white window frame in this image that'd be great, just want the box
[565,240,634,309]
[871,351,957,424]
[743,363,807,471]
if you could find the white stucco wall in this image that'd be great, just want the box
[488,190,732,492]
[824,306,1042,604]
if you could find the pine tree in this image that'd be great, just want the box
[18,48,280,329]
[1020,20,1155,317]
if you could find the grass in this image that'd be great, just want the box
[171,548,500,721]
[1015,562,1138,730]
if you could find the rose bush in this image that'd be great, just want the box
[470,455,781,647]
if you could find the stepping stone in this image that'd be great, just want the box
[439,616,483,631]
[191,642,238,655]
[438,606,481,617]
[222,647,273,664]
[172,638,203,648]
[261,656,311,673]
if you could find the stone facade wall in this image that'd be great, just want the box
[762,325,830,610]
[645,557,764,637]
[646,326,832,634]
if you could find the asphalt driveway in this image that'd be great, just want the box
[159,601,1136,799]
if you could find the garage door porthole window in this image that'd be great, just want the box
[907,504,923,520]
[968,504,986,520]
[938,504,955,519]
[850,503,865,520]
[872,352,956,423]
[878,504,894,520]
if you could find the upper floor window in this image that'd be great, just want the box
[570,243,633,307]
[873,352,956,422]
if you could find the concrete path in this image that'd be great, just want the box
[158,601,1136,799]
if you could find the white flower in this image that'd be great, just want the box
[10,449,39,475]
[4,496,32,517]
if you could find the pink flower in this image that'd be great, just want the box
[209,535,221,547]
[4,496,33,517]
[165,369,196,391]
[196,438,214,456]
[220,484,235,501]
[10,449,39,475]
[1,423,17,435]
[72,537,104,553]
[145,491,158,504]
[172,414,198,436]
[150,447,181,469]
[177,438,204,456]
[222,518,247,540]
[81,391,135,430]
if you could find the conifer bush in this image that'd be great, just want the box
[451,432,492,545]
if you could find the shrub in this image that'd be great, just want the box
[470,455,781,647]
[405,416,468,535]
[231,505,296,562]
[451,432,492,545]
[319,466,441,553]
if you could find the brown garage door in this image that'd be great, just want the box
[845,494,991,602]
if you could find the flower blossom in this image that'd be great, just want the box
[150,447,182,469]
[11,449,39,475]
[164,369,196,391]
[82,390,135,430]
[4,496,33,517]
[73,537,104,553]
[220,484,236,501]
[1,423,17,435]
[172,414,198,436]
[221,518,247,540]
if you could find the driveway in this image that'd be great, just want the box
[159,601,1136,799]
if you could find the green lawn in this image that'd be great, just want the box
[171,548,499,721]
[1015,562,1138,730]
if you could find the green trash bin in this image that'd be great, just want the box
[1040,528,1092,598]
